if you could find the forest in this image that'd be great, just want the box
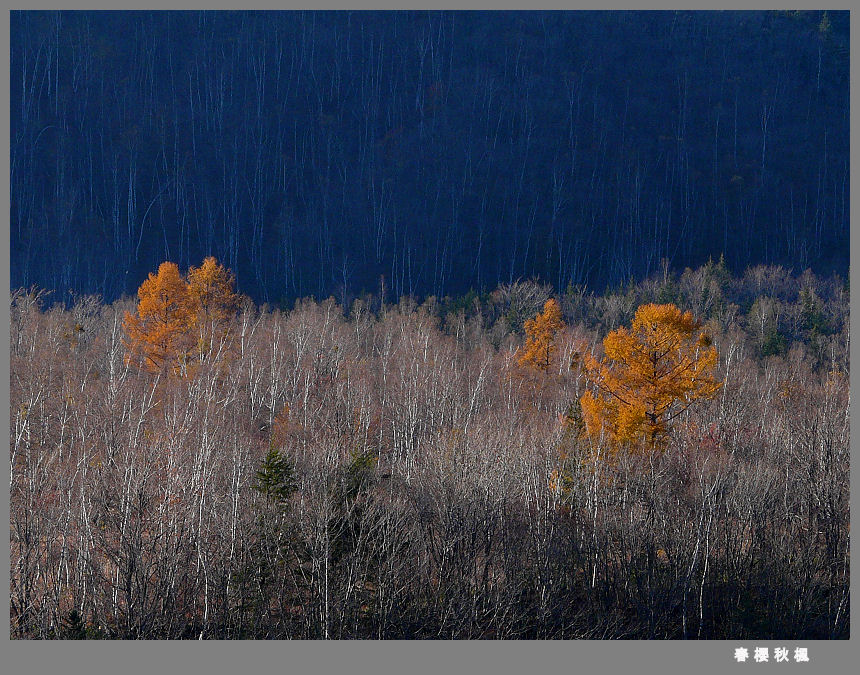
[9,258,849,639]
[10,10,850,306]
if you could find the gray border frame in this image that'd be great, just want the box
[4,2,855,674]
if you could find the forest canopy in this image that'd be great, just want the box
[10,261,849,639]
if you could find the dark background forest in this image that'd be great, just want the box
[10,10,849,307]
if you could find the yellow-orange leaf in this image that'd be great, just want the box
[186,256,238,361]
[122,261,194,372]
[517,298,565,373]
[580,303,721,450]
[122,257,238,373]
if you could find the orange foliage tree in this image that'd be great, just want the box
[123,257,237,372]
[186,256,238,358]
[122,261,195,371]
[187,256,238,325]
[517,298,565,372]
[580,303,721,450]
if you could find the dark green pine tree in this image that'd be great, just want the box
[253,447,296,507]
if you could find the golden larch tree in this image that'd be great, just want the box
[517,298,565,373]
[580,303,721,450]
[122,261,195,371]
[186,256,238,360]
[123,257,238,372]
[186,256,238,326]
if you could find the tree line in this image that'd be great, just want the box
[10,259,849,638]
